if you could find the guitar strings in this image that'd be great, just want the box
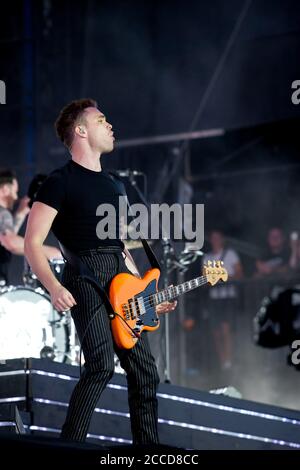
[123,277,209,319]
[124,275,207,311]
[122,275,209,318]
[134,275,209,310]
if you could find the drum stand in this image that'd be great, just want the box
[23,257,79,364]
[54,309,79,365]
[68,314,79,365]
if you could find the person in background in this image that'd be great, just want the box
[0,169,61,285]
[255,227,290,278]
[203,229,243,371]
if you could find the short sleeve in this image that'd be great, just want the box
[203,254,209,265]
[0,208,14,232]
[35,170,66,211]
[226,249,240,265]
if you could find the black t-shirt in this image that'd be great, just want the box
[260,248,290,269]
[35,160,125,253]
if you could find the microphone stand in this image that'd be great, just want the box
[125,172,177,383]
[124,171,203,384]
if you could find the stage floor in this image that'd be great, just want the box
[1,358,300,450]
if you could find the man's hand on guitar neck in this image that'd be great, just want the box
[156,300,177,314]
[156,284,177,314]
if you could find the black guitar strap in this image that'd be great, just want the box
[108,171,161,271]
[57,171,161,322]
[59,241,140,371]
[58,241,116,319]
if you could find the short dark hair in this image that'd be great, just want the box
[0,169,16,188]
[54,98,98,149]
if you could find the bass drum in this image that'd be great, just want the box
[0,286,70,362]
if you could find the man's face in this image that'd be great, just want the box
[268,228,284,250]
[81,107,115,153]
[4,178,18,209]
[210,231,224,251]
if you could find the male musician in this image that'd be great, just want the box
[24,98,176,444]
[0,169,59,284]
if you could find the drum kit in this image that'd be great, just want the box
[0,171,138,369]
[0,258,79,365]
[0,257,126,373]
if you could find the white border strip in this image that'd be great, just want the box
[28,425,132,444]
[2,369,300,427]
[0,397,26,403]
[32,398,300,449]
[0,422,16,427]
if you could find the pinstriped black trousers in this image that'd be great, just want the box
[60,247,160,444]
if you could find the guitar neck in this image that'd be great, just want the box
[152,275,208,305]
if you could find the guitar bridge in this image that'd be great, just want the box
[122,304,130,321]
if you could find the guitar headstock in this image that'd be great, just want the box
[203,260,228,286]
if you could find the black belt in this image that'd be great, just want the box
[77,245,124,257]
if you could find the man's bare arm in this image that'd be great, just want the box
[0,230,61,258]
[24,202,76,311]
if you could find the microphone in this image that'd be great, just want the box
[114,169,144,177]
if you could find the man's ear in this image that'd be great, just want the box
[75,125,86,137]
[0,184,10,197]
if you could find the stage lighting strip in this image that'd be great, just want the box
[28,370,300,427]
[26,425,132,445]
[0,422,17,428]
[0,370,27,377]
[0,397,26,403]
[2,369,300,431]
[32,398,300,449]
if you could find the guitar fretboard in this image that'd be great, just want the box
[152,275,208,305]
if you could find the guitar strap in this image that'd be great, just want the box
[58,241,116,319]
[58,171,161,318]
[108,171,161,271]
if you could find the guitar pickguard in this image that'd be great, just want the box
[132,279,159,328]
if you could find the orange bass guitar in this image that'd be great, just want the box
[109,260,228,349]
